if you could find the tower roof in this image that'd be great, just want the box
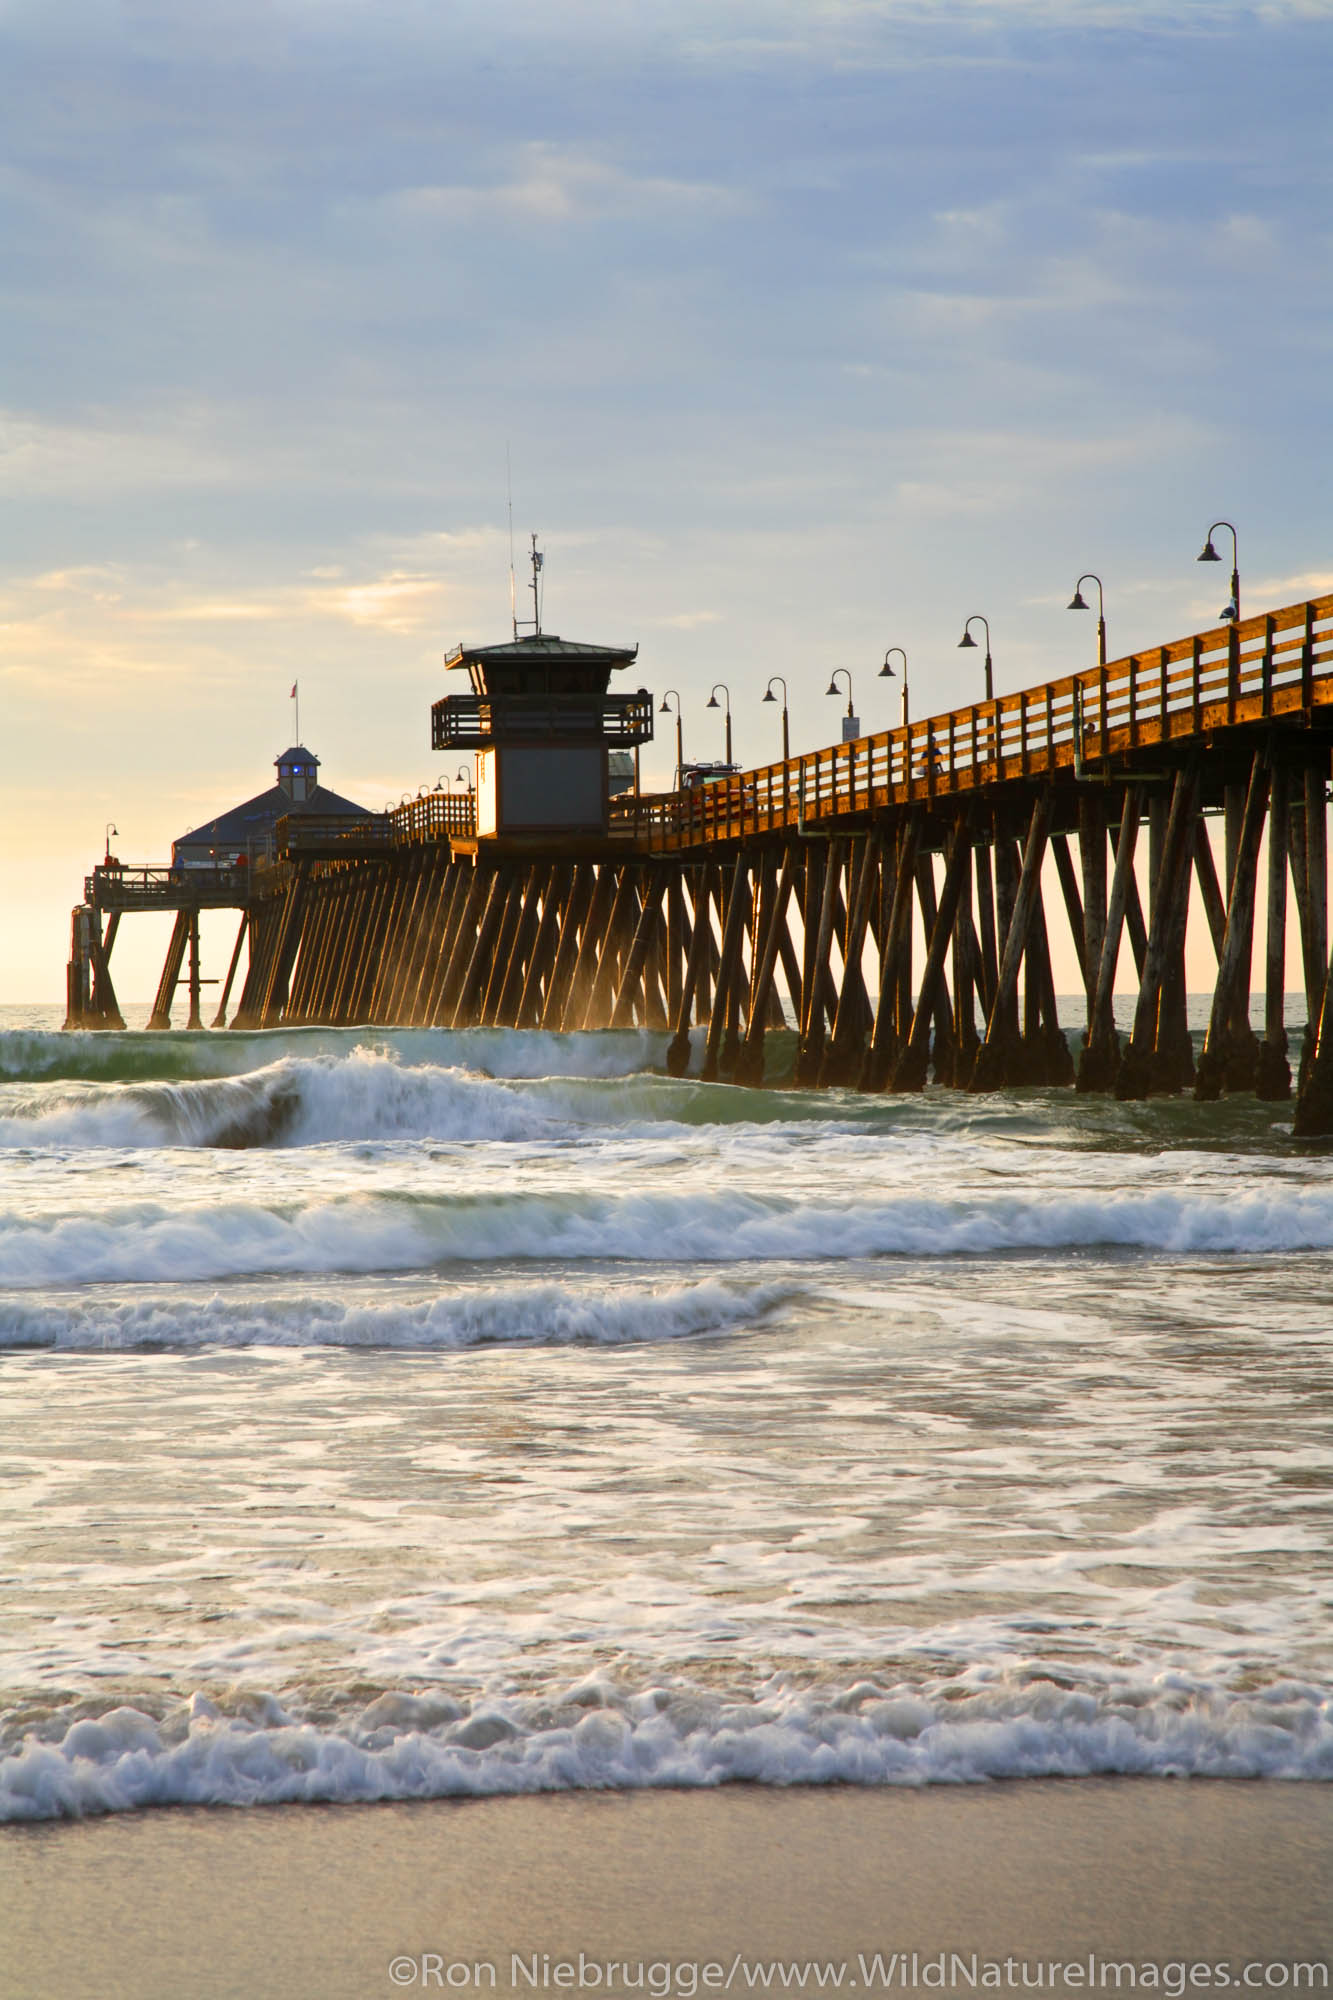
[444,636,638,672]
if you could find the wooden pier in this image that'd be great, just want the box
[66,590,1333,1132]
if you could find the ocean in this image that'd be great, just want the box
[1,1000,1330,1824]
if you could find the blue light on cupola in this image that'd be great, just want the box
[276,745,319,803]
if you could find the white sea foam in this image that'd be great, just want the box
[0,1277,784,1351]
[2,1672,1328,1821]
[5,1181,1333,1288]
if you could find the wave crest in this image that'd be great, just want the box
[3,1671,1328,1821]
[4,1180,1333,1290]
[0,1278,785,1351]
[0,1051,551,1151]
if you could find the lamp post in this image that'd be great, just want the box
[762,676,790,762]
[1067,574,1107,667]
[1197,520,1240,623]
[455,764,474,795]
[826,667,853,713]
[104,822,118,865]
[880,648,908,727]
[826,667,859,743]
[958,616,993,700]
[660,689,684,787]
[706,683,733,766]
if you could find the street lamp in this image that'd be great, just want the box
[1067,574,1107,667]
[706,683,733,766]
[825,667,859,742]
[762,676,790,763]
[1198,520,1240,623]
[104,822,118,864]
[825,667,854,714]
[455,764,475,794]
[880,648,909,727]
[958,616,994,701]
[660,689,684,786]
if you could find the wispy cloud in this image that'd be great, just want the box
[653,609,723,630]
[386,144,749,229]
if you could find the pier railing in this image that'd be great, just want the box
[276,797,478,856]
[86,863,256,910]
[610,594,1333,848]
[385,794,477,843]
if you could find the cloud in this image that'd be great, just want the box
[386,143,749,228]
[653,610,723,630]
[308,572,445,634]
[0,406,245,498]
[1252,570,1333,601]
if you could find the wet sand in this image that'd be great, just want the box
[2,1781,1330,2000]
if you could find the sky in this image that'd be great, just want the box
[2,0,1331,1003]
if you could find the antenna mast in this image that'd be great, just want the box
[507,444,517,641]
[530,534,543,637]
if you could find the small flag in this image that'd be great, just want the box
[290,683,297,699]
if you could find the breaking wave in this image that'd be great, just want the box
[0,1045,1304,1156]
[0,1025,671,1088]
[2,1670,1328,1821]
[0,1051,557,1150]
[3,1181,1333,1289]
[0,1277,786,1352]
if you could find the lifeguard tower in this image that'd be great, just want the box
[431,539,653,839]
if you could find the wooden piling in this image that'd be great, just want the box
[1195,751,1269,1100]
[1256,757,1292,1100]
[1116,765,1200,1099]
[892,822,970,1094]
[970,792,1052,1091]
[860,816,919,1091]
[1077,787,1143,1091]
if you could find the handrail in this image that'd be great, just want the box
[278,799,478,850]
[386,794,477,843]
[276,813,394,853]
[610,593,1333,849]
[86,862,255,908]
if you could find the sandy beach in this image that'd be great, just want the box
[3,1781,1330,2000]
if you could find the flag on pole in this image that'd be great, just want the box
[290,683,297,699]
